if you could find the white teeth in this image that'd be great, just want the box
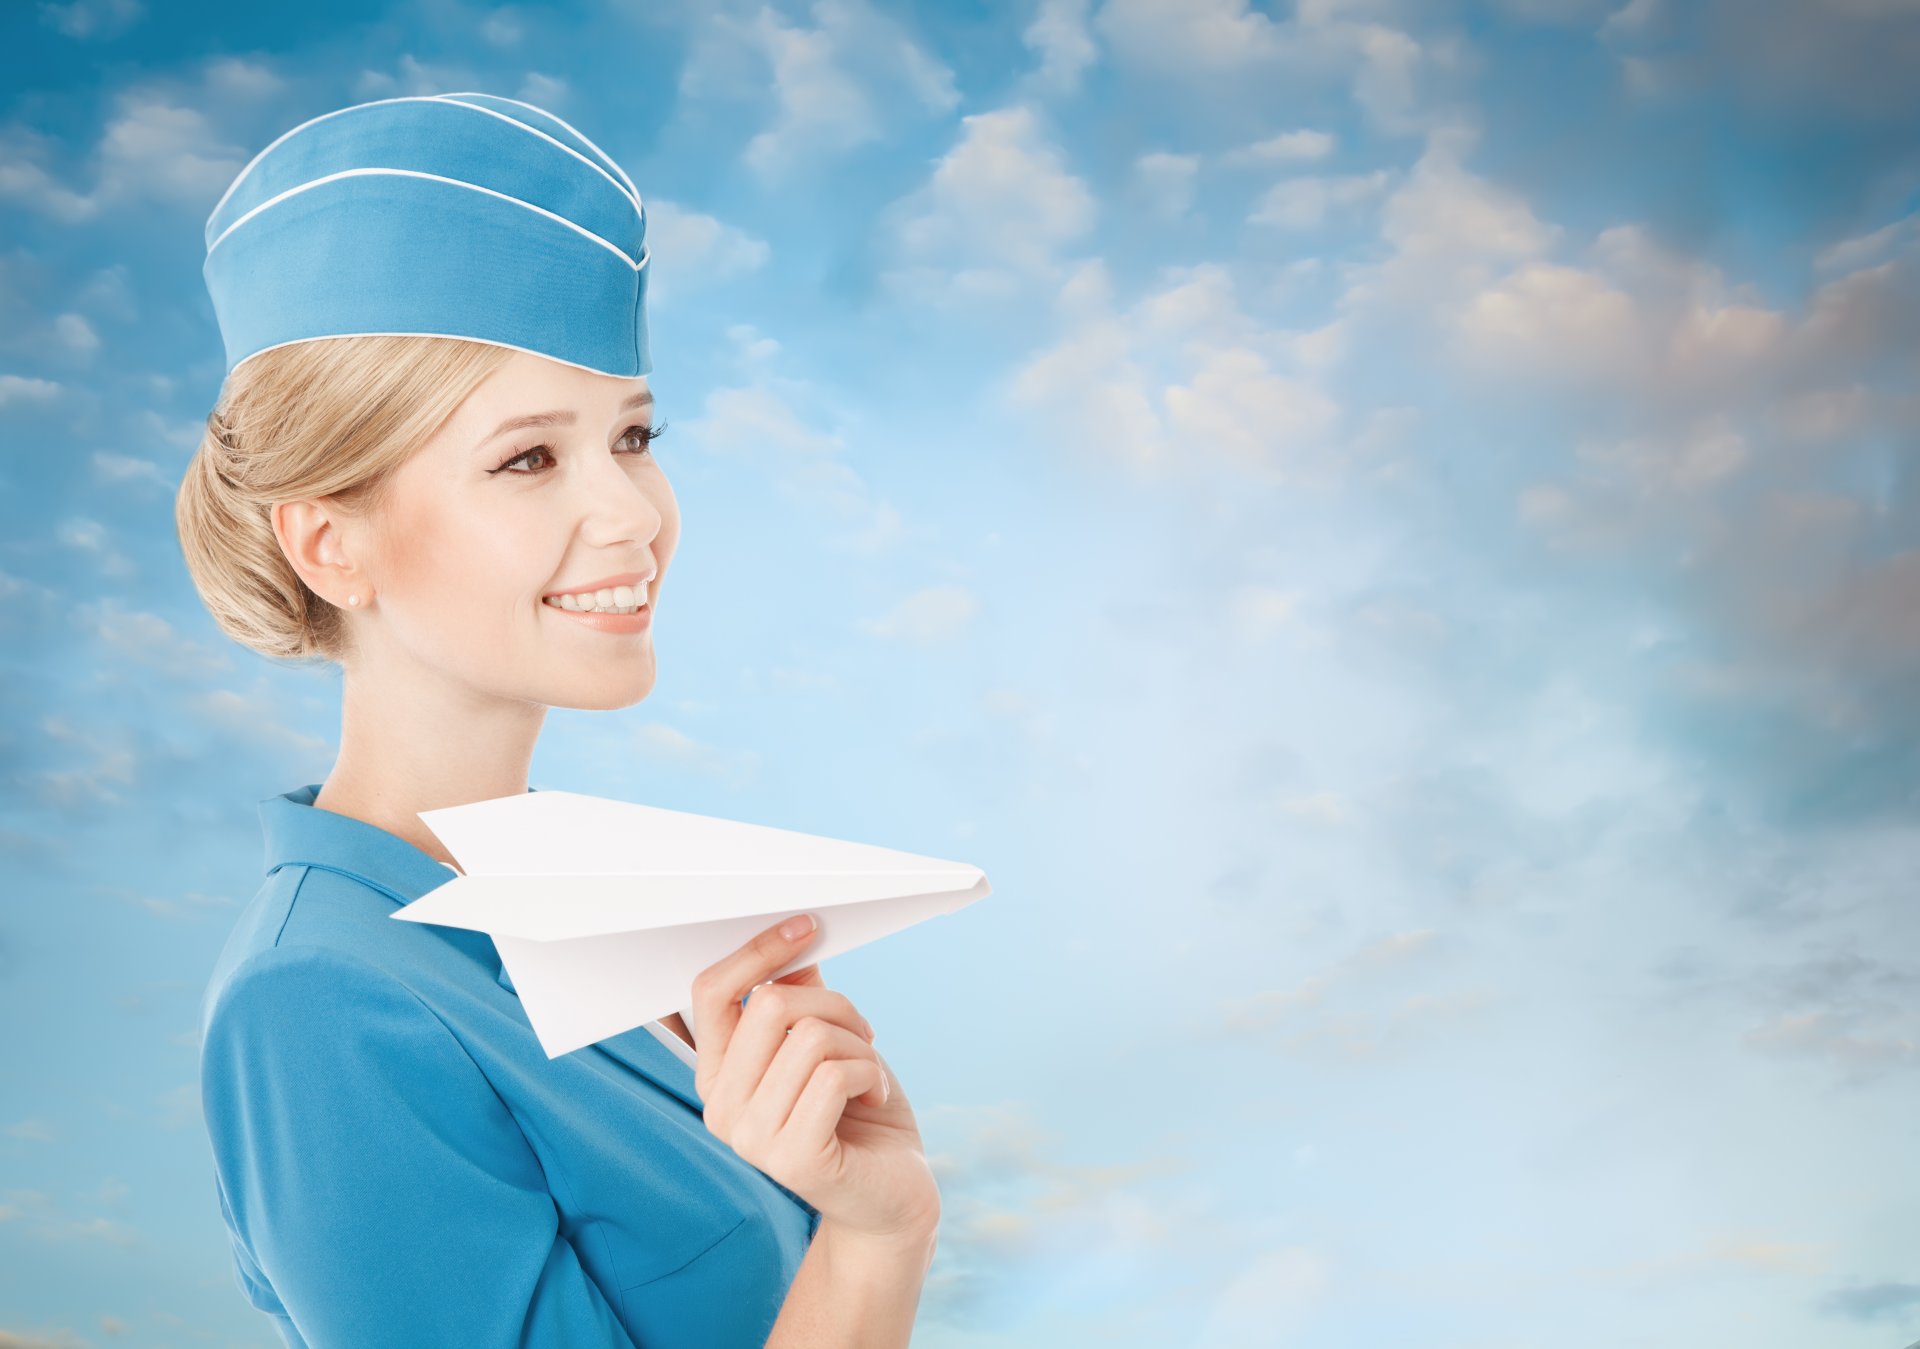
[544,585,648,615]
[541,578,652,614]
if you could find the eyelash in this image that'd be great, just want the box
[489,421,668,475]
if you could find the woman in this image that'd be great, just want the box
[177,92,939,1348]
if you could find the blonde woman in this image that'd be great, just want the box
[179,93,938,1348]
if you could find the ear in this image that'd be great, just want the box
[273,498,366,609]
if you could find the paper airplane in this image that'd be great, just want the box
[390,790,991,1058]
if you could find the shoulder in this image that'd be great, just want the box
[198,939,510,1153]
[202,941,454,1070]
[201,865,441,1033]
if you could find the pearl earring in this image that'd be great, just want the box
[348,593,361,607]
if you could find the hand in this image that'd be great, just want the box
[688,914,941,1244]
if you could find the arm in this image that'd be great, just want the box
[765,1219,938,1349]
[200,945,640,1349]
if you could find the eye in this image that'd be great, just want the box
[489,421,668,476]
[617,420,667,457]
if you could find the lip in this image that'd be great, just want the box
[542,570,654,600]
[546,603,653,634]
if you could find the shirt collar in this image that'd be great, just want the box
[260,782,541,993]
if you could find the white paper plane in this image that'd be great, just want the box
[389,789,991,1058]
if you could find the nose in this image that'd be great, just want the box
[576,447,665,547]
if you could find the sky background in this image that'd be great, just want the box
[2,0,1918,1345]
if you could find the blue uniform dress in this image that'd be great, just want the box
[198,783,821,1348]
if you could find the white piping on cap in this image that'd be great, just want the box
[436,92,645,211]
[227,331,655,381]
[206,92,644,238]
[205,165,649,269]
[425,93,644,216]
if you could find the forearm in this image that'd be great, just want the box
[765,1218,938,1349]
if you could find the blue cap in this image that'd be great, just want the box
[203,92,650,379]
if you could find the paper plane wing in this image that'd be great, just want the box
[390,790,990,1058]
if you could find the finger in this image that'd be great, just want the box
[770,961,824,987]
[730,1021,885,1158]
[702,986,874,1128]
[774,1057,890,1168]
[690,913,818,1071]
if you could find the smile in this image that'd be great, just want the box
[542,587,647,614]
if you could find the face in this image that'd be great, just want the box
[323,350,679,711]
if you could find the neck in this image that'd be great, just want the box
[312,652,547,868]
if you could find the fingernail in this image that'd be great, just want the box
[780,913,815,941]
[860,1016,875,1040]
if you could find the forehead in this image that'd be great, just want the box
[460,350,652,419]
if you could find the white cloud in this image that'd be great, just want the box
[201,56,285,101]
[1331,122,1560,322]
[1579,415,1751,496]
[1811,209,1914,276]
[516,71,571,110]
[74,263,136,320]
[1007,259,1355,483]
[1599,0,1661,38]
[1021,0,1098,94]
[188,689,331,756]
[53,312,98,357]
[93,93,250,208]
[684,383,846,460]
[481,7,525,47]
[1250,168,1392,229]
[78,598,232,679]
[859,584,980,645]
[644,199,771,299]
[1166,347,1342,468]
[0,375,61,407]
[1095,0,1288,71]
[682,0,959,179]
[55,518,134,578]
[1223,128,1338,165]
[89,452,168,489]
[1450,226,1792,403]
[1349,20,1432,131]
[1096,0,1465,135]
[37,714,138,808]
[1379,125,1558,264]
[630,721,760,788]
[1229,585,1305,641]
[883,105,1096,302]
[680,380,903,553]
[1133,151,1199,218]
[725,322,782,362]
[0,79,249,221]
[353,54,483,100]
[37,0,143,41]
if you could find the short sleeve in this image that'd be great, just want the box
[200,945,639,1349]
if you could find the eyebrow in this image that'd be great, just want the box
[482,389,654,444]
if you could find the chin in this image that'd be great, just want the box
[545,666,658,712]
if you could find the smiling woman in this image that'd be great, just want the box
[178,337,679,691]
[174,91,939,1349]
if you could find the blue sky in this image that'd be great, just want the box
[2,0,1918,1345]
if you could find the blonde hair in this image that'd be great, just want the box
[176,335,516,665]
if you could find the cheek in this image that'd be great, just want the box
[387,499,538,611]
[390,509,467,596]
